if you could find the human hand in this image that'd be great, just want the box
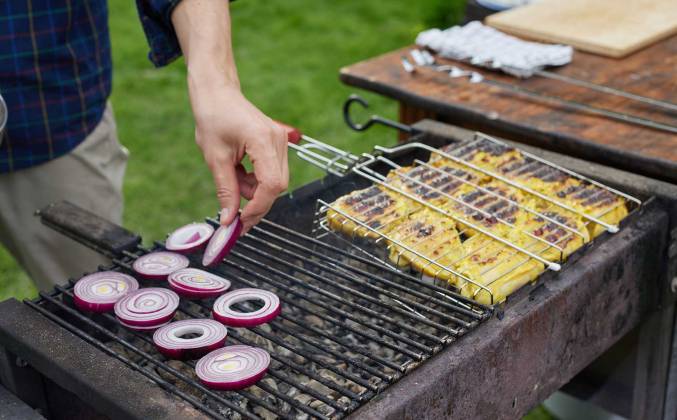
[190,82,288,234]
[172,0,288,234]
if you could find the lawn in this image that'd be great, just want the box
[0,1,550,418]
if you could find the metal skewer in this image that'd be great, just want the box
[533,69,677,113]
[402,54,677,134]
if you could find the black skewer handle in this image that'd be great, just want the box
[37,201,141,258]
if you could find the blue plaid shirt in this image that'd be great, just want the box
[0,0,183,172]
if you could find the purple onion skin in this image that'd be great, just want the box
[166,224,214,254]
[199,368,268,391]
[169,283,225,299]
[156,338,227,360]
[117,311,177,327]
[119,320,169,331]
[169,235,209,255]
[73,296,115,313]
[212,304,281,328]
[202,219,242,267]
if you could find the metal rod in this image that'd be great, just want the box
[226,247,439,352]
[475,133,642,206]
[378,141,621,233]
[474,70,677,134]
[405,56,677,134]
[354,166,562,272]
[203,256,426,362]
[378,155,565,252]
[414,159,586,239]
[242,232,464,332]
[534,69,677,113]
[249,223,479,325]
[91,294,347,417]
[233,239,450,342]
[257,218,490,315]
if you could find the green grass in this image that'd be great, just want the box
[0,3,554,418]
[0,2,447,298]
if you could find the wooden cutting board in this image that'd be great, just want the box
[486,0,677,57]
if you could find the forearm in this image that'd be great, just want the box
[168,0,288,230]
[172,0,239,95]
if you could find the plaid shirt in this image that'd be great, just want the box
[0,0,183,173]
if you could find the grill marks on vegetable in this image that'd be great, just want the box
[328,138,630,305]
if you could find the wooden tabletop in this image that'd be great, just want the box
[339,35,677,184]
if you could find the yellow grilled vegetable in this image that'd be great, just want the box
[386,210,463,281]
[454,234,545,305]
[326,186,415,239]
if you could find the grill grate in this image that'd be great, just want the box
[26,217,490,419]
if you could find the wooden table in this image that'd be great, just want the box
[339,35,677,184]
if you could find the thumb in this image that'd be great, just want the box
[210,160,240,226]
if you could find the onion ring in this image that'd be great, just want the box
[212,288,281,327]
[114,288,180,327]
[153,319,227,359]
[195,345,270,390]
[133,251,190,280]
[202,217,242,267]
[73,271,139,313]
[118,319,170,332]
[166,223,214,254]
[168,268,231,299]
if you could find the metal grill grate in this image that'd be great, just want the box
[25,217,491,419]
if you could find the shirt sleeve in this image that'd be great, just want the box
[135,0,185,67]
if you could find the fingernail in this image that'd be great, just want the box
[219,208,230,225]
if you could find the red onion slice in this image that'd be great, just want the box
[166,223,214,254]
[153,319,227,359]
[114,288,180,327]
[119,319,170,331]
[202,217,242,267]
[195,345,270,390]
[212,288,281,327]
[73,271,139,313]
[168,268,231,299]
[133,251,190,280]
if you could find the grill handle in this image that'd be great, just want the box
[274,120,301,144]
[343,94,416,134]
[37,201,141,258]
[276,120,360,177]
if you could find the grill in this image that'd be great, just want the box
[0,107,676,420]
[29,207,495,419]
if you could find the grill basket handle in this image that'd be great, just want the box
[343,94,415,134]
[274,120,302,144]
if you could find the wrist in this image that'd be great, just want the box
[187,62,240,92]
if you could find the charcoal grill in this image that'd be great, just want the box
[0,107,676,419]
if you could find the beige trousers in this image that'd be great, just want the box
[0,103,128,291]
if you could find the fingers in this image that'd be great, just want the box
[206,152,240,226]
[240,126,289,233]
[236,164,257,200]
